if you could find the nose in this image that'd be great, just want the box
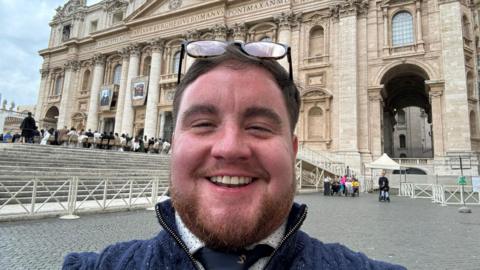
[210,124,251,162]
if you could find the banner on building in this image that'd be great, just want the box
[131,76,149,107]
[99,85,114,111]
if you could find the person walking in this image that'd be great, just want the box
[19,112,36,143]
[323,176,331,196]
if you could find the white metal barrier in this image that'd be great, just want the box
[0,176,169,219]
[400,183,480,206]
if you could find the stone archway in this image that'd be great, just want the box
[380,64,433,158]
[44,106,59,130]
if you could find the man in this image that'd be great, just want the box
[63,43,405,269]
[20,112,36,143]
[378,171,390,202]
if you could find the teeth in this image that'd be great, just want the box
[210,176,253,186]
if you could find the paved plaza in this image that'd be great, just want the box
[1,193,479,270]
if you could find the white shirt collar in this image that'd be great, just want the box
[175,212,287,254]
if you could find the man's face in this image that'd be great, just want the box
[170,64,298,251]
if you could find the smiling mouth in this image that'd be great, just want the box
[207,176,255,188]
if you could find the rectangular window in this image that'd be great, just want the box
[90,20,98,33]
[112,12,123,24]
[62,25,71,41]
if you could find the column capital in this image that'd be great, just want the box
[274,11,294,31]
[40,68,50,78]
[64,60,80,71]
[185,29,201,41]
[150,38,165,53]
[426,80,445,97]
[210,24,228,41]
[118,47,130,60]
[368,85,384,102]
[128,43,142,56]
[230,23,246,41]
[93,54,106,66]
[331,0,369,18]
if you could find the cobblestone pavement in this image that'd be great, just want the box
[1,193,479,270]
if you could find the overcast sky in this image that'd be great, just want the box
[0,0,101,107]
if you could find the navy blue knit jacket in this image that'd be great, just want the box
[63,200,406,270]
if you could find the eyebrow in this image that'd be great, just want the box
[181,104,218,122]
[243,106,283,127]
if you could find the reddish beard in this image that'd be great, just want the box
[171,177,296,252]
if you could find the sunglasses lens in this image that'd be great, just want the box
[186,40,227,57]
[243,42,287,58]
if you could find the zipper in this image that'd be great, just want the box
[155,204,201,270]
[263,205,308,270]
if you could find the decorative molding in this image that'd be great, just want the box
[437,0,473,7]
[52,0,87,24]
[118,47,130,59]
[169,0,183,10]
[40,68,50,78]
[274,12,303,30]
[330,0,369,18]
[103,0,129,12]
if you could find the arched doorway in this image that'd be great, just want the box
[381,64,433,158]
[44,106,59,130]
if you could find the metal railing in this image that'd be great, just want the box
[297,145,356,177]
[399,183,480,206]
[0,176,169,220]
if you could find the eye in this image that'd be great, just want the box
[246,124,273,135]
[191,120,216,130]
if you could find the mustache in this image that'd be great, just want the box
[193,162,270,180]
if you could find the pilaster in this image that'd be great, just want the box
[35,68,50,123]
[427,80,445,157]
[231,23,247,42]
[58,60,80,128]
[368,86,384,158]
[211,24,228,41]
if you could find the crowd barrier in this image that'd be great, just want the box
[399,182,480,206]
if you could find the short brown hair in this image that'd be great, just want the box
[172,44,300,133]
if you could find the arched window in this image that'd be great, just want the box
[462,15,471,40]
[470,111,477,137]
[467,71,474,98]
[113,65,122,85]
[392,11,414,46]
[397,109,406,124]
[309,26,325,57]
[308,107,324,138]
[82,70,91,91]
[399,134,406,148]
[142,56,151,76]
[172,51,181,74]
[54,76,63,96]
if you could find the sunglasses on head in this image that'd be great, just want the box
[177,40,293,84]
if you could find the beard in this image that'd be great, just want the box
[171,176,296,252]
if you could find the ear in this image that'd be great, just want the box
[292,135,298,157]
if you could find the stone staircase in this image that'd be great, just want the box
[0,144,170,218]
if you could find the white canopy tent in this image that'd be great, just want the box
[364,153,407,193]
[366,153,401,170]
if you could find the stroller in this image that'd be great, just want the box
[331,181,340,196]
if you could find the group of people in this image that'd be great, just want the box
[323,175,361,197]
[1,117,171,154]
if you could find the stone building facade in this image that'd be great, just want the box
[36,0,480,176]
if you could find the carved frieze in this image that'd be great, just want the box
[437,0,473,7]
[65,60,80,71]
[329,0,369,18]
[211,24,229,40]
[169,0,183,10]
[103,0,129,12]
[185,29,201,41]
[93,54,106,66]
[52,0,86,24]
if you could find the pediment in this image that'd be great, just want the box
[301,88,332,99]
[126,0,217,23]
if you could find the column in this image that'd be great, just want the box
[144,39,164,139]
[58,60,79,128]
[114,48,130,134]
[35,68,50,122]
[275,12,292,72]
[121,44,141,136]
[368,86,384,158]
[158,111,165,139]
[185,30,200,70]
[439,1,471,152]
[416,1,424,51]
[86,54,106,131]
[426,80,445,157]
